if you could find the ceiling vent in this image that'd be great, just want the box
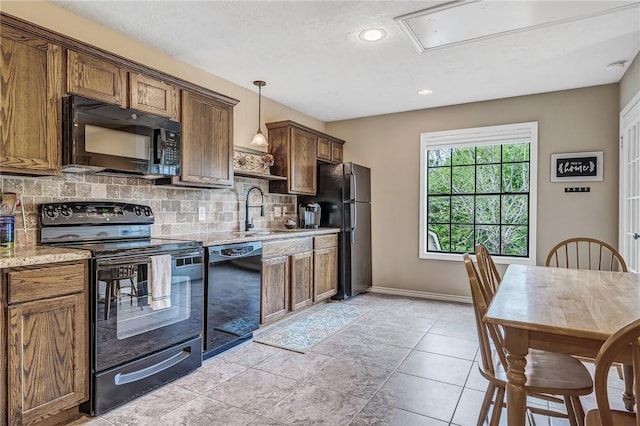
[394,0,640,53]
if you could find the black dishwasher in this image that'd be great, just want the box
[204,241,262,358]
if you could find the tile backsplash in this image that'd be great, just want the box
[0,173,297,247]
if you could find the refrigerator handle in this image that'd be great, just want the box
[350,169,357,244]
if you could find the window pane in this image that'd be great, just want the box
[452,166,475,193]
[503,143,530,162]
[428,149,450,167]
[429,225,450,251]
[476,145,501,164]
[502,195,528,225]
[451,195,474,223]
[501,225,528,256]
[451,225,474,253]
[476,225,500,254]
[452,147,475,165]
[502,163,530,192]
[476,195,500,224]
[428,167,451,194]
[428,196,450,223]
[477,164,501,193]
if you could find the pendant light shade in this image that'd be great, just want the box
[250,80,268,147]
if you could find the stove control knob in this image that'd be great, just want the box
[144,208,151,216]
[134,207,142,216]
[61,207,72,218]
[86,206,97,216]
[44,207,58,219]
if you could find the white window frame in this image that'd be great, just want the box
[419,121,538,265]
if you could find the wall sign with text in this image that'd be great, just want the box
[551,151,603,182]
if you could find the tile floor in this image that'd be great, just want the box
[67,293,630,426]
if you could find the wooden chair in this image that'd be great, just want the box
[475,244,501,301]
[585,318,640,426]
[99,265,138,320]
[546,237,628,380]
[464,254,593,426]
[545,237,627,272]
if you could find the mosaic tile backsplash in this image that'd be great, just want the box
[0,173,297,248]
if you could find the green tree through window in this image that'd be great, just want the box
[427,143,530,256]
[420,122,537,262]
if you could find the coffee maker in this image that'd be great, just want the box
[298,202,321,229]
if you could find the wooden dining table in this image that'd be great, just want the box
[485,264,640,426]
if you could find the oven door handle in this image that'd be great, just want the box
[113,348,192,386]
[97,257,152,268]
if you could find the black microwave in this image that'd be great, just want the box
[62,95,181,177]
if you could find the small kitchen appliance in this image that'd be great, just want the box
[298,202,321,229]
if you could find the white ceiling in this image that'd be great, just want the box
[50,0,640,122]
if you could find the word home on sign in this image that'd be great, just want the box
[550,151,603,182]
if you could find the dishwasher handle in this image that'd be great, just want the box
[208,242,262,262]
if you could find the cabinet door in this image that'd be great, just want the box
[261,256,289,324]
[289,127,317,195]
[67,50,126,106]
[7,293,88,425]
[331,142,344,164]
[317,137,331,162]
[129,73,180,121]
[290,251,313,311]
[179,91,234,187]
[314,246,338,302]
[0,28,63,175]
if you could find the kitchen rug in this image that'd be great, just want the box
[253,303,363,353]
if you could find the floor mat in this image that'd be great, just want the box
[253,302,363,353]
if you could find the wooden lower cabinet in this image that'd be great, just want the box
[2,260,88,425]
[314,235,338,302]
[260,256,289,324]
[260,234,338,324]
[290,251,313,311]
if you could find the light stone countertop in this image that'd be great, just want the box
[0,245,92,269]
[0,229,339,269]
[179,228,340,247]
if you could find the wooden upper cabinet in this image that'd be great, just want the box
[174,90,234,188]
[67,50,126,107]
[129,73,180,121]
[289,127,318,195]
[318,136,344,165]
[267,121,318,195]
[268,121,345,194]
[317,137,332,162]
[0,27,63,176]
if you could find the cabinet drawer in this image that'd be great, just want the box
[7,262,86,304]
[314,234,338,250]
[263,237,313,258]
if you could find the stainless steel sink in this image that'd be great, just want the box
[234,229,301,236]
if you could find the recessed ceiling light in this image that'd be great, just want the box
[359,28,386,42]
[418,89,433,95]
[606,60,628,71]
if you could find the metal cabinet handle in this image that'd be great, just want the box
[633,232,640,240]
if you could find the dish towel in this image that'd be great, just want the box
[148,254,172,310]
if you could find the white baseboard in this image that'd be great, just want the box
[369,286,472,304]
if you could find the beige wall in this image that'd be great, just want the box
[0,1,325,150]
[620,51,640,111]
[327,85,620,298]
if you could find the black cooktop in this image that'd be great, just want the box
[38,201,201,256]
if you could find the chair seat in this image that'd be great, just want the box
[493,349,593,394]
[585,409,636,426]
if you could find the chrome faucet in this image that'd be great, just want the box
[245,186,265,231]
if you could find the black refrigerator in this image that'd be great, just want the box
[300,162,372,299]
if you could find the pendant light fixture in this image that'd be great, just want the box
[250,80,268,147]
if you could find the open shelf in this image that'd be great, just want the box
[234,170,287,181]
